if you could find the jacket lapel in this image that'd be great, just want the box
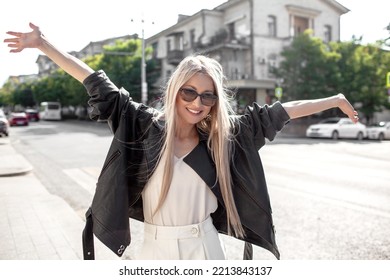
[183,141,223,203]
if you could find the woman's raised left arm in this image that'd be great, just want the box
[282,93,359,123]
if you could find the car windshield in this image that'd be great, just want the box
[319,119,340,124]
[370,122,385,127]
[48,104,60,109]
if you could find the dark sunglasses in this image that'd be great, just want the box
[179,88,218,106]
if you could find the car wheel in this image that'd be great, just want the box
[357,132,364,140]
[378,133,384,141]
[332,131,339,140]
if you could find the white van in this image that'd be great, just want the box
[39,102,62,120]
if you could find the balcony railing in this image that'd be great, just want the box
[167,50,184,65]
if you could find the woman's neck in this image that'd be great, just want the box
[175,124,198,140]
[174,126,199,158]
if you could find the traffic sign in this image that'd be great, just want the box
[275,87,283,99]
[387,72,390,88]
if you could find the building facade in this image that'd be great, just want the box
[146,0,348,109]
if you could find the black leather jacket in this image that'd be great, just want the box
[82,70,290,260]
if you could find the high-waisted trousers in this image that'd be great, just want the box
[137,216,226,260]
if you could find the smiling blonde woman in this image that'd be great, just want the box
[5,23,359,260]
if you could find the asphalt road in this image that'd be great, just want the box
[8,119,390,260]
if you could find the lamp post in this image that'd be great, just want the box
[132,18,150,104]
[141,21,147,104]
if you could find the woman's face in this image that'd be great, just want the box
[175,73,215,127]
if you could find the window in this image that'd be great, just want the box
[190,29,196,47]
[293,16,309,36]
[228,22,236,40]
[151,42,158,58]
[267,15,277,37]
[286,5,320,37]
[166,40,171,52]
[267,53,277,76]
[324,25,332,42]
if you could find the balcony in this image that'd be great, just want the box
[195,35,250,53]
[167,50,184,65]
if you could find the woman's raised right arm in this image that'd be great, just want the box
[4,22,94,83]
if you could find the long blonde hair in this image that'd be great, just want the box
[155,55,244,238]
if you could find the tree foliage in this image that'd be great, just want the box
[97,39,159,102]
[332,40,390,122]
[0,38,157,111]
[275,30,341,101]
[274,30,390,123]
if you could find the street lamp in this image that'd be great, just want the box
[141,21,147,104]
[131,18,153,104]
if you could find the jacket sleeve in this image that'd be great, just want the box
[83,70,130,133]
[239,101,290,149]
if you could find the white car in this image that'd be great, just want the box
[366,121,390,140]
[306,117,367,140]
[0,109,10,137]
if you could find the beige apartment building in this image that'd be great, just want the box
[146,0,348,109]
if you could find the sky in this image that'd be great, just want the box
[0,0,389,87]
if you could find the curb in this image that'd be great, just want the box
[0,141,34,177]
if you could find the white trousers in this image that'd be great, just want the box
[137,216,226,260]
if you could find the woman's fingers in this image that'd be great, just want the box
[6,31,22,37]
[345,108,358,123]
[29,22,38,29]
[4,38,19,43]
[10,48,22,53]
[4,36,23,52]
[8,45,23,53]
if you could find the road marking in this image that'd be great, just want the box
[63,168,97,195]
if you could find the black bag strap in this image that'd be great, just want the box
[82,207,95,260]
[243,242,253,260]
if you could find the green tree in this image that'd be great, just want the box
[275,31,390,123]
[274,30,341,102]
[56,69,89,107]
[98,38,158,102]
[13,88,35,108]
[331,40,390,123]
[30,73,67,104]
[30,55,102,109]
[0,79,37,110]
[0,80,17,107]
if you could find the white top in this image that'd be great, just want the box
[142,153,218,226]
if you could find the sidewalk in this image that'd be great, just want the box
[0,138,118,260]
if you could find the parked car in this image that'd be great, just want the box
[25,109,40,122]
[366,121,390,140]
[0,110,10,136]
[8,112,29,126]
[306,117,367,140]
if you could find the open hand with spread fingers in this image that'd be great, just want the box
[4,22,43,53]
